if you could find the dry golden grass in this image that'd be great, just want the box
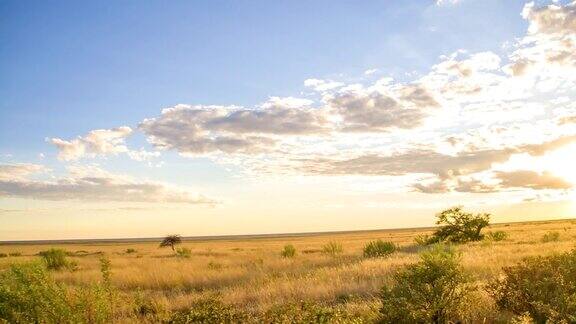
[1,218,575,319]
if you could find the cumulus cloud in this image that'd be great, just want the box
[139,100,330,155]
[328,84,439,132]
[304,79,344,92]
[298,135,576,179]
[0,164,215,204]
[495,170,572,190]
[48,127,133,161]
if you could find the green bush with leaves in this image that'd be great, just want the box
[176,247,192,258]
[322,241,343,257]
[488,249,576,323]
[169,298,249,323]
[378,244,476,324]
[281,244,296,258]
[486,231,508,242]
[541,231,560,243]
[38,248,73,270]
[363,240,396,258]
[421,206,490,245]
[0,259,117,323]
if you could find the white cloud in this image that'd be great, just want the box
[0,164,215,205]
[304,78,344,92]
[48,127,133,161]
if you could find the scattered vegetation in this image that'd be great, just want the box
[322,241,343,257]
[541,231,560,243]
[125,248,137,254]
[9,252,22,257]
[38,248,74,271]
[0,253,7,258]
[0,261,117,323]
[420,206,490,245]
[280,244,296,258]
[379,244,477,323]
[160,234,182,252]
[363,240,396,258]
[486,231,508,242]
[489,248,576,323]
[176,247,192,258]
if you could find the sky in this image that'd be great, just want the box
[1,0,576,240]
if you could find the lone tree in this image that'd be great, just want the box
[426,206,490,244]
[159,234,182,252]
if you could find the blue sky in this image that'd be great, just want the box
[1,0,576,240]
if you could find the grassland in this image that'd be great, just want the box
[1,219,576,322]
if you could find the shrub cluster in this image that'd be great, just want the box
[541,231,560,243]
[485,231,508,242]
[489,249,576,322]
[280,244,296,258]
[363,240,396,258]
[0,258,117,323]
[176,247,192,258]
[38,248,74,271]
[416,206,491,245]
[379,244,476,323]
[322,241,343,257]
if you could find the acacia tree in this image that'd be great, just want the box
[159,234,182,252]
[430,206,490,243]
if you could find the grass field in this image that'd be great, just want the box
[1,219,576,323]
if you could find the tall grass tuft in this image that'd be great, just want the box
[322,241,343,257]
[39,248,73,270]
[281,244,296,258]
[363,240,396,258]
[541,231,560,243]
[176,247,192,258]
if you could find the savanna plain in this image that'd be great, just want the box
[1,215,576,323]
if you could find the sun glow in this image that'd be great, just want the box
[541,144,576,185]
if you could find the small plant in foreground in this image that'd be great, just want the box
[322,241,343,257]
[281,244,296,258]
[176,247,192,258]
[363,240,396,258]
[169,298,249,323]
[488,248,576,323]
[379,244,476,323]
[486,231,508,242]
[541,231,560,243]
[39,248,72,270]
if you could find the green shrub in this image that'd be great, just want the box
[0,261,117,323]
[322,241,343,257]
[169,298,249,323]
[414,234,438,246]
[263,301,358,323]
[379,244,476,323]
[488,249,576,323]
[125,248,137,254]
[486,231,508,242]
[0,253,7,258]
[541,231,560,243]
[39,248,72,270]
[363,240,396,258]
[176,247,192,258]
[281,244,296,258]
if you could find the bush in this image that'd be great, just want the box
[0,253,7,258]
[322,241,343,257]
[125,248,137,254]
[379,244,476,323]
[169,298,249,323]
[363,240,396,258]
[486,231,508,242]
[488,249,576,323]
[541,231,560,243]
[263,301,358,323]
[39,248,72,270]
[176,247,192,258]
[0,261,117,323]
[414,234,437,246]
[281,244,296,258]
[430,206,490,244]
